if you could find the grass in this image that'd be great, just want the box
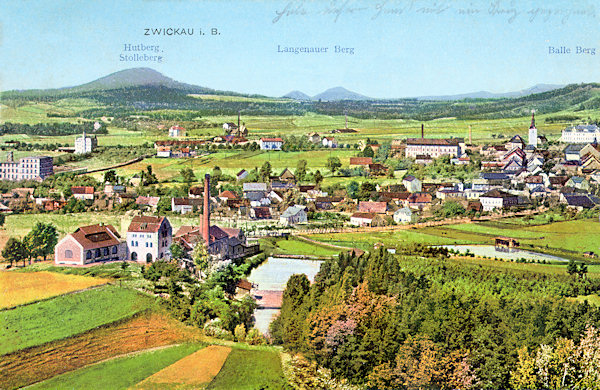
[207,348,287,390]
[272,236,344,257]
[28,343,205,390]
[0,284,156,355]
[0,312,201,389]
[0,271,109,309]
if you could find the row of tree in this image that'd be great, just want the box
[2,222,58,267]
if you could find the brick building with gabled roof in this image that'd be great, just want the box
[55,224,127,265]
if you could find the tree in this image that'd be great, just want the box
[362,146,374,158]
[103,169,117,184]
[359,181,376,201]
[234,323,247,342]
[192,244,210,276]
[296,159,307,182]
[0,214,5,227]
[180,168,196,184]
[326,157,342,173]
[212,166,222,181]
[2,237,28,267]
[567,259,578,276]
[578,263,588,279]
[259,161,272,182]
[26,222,58,262]
[346,180,360,199]
[314,170,323,187]
[170,243,186,260]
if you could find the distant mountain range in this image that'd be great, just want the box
[414,84,566,101]
[5,67,568,102]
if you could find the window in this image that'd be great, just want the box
[112,246,117,254]
[95,249,101,257]
[103,247,109,256]
[145,242,148,247]
[149,242,153,248]
[64,250,73,259]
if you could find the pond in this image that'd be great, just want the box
[438,245,570,263]
[248,257,323,335]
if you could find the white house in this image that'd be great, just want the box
[561,124,600,143]
[322,136,337,148]
[308,132,321,144]
[127,216,172,263]
[74,130,97,154]
[157,147,171,158]
[393,207,414,224]
[279,205,308,226]
[171,197,203,214]
[259,138,284,150]
[169,125,185,138]
[479,190,519,211]
[350,212,374,227]
[402,175,422,193]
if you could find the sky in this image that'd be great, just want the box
[1,0,599,98]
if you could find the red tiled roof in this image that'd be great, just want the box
[71,186,94,195]
[351,212,375,219]
[128,216,167,233]
[358,201,387,214]
[349,157,372,165]
[406,138,461,146]
[70,224,121,250]
[261,138,284,142]
[408,192,433,203]
[219,191,238,199]
[136,196,160,206]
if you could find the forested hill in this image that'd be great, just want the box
[2,73,600,120]
[270,246,600,389]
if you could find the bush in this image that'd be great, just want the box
[246,328,266,345]
[204,319,234,340]
[234,323,247,342]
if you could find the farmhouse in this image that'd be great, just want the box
[393,207,414,224]
[403,175,422,193]
[358,201,387,214]
[480,189,519,211]
[71,186,95,201]
[280,205,308,226]
[172,197,203,214]
[350,212,375,226]
[169,125,185,138]
[55,224,127,265]
[127,215,173,263]
[259,138,284,150]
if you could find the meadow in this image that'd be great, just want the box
[207,348,287,390]
[0,284,156,355]
[28,343,205,390]
[261,236,345,257]
[0,271,109,309]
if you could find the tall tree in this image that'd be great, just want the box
[314,170,323,187]
[180,168,196,184]
[26,222,58,262]
[326,156,342,173]
[260,161,272,182]
[296,159,307,182]
[2,237,28,267]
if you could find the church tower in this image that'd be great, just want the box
[528,110,538,148]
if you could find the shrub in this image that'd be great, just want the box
[246,328,266,345]
[234,323,247,342]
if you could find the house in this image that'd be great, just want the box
[581,154,600,171]
[562,194,600,210]
[269,190,284,203]
[259,138,284,150]
[174,225,259,261]
[393,207,414,224]
[250,207,271,219]
[156,146,172,158]
[279,168,296,183]
[564,144,586,161]
[350,212,375,226]
[169,125,185,138]
[403,175,422,193]
[451,153,471,165]
[591,171,600,184]
[436,188,465,200]
[43,199,67,211]
[524,175,544,190]
[349,157,372,166]
[104,184,126,196]
[237,169,249,181]
[308,132,321,144]
[55,224,126,265]
[280,205,308,226]
[408,192,433,210]
[172,197,203,214]
[549,175,569,188]
[565,176,590,191]
[127,215,172,263]
[467,200,483,213]
[136,196,160,211]
[358,201,387,214]
[219,191,239,202]
[480,189,519,211]
[223,122,238,131]
[243,182,268,193]
[322,136,337,148]
[74,129,98,154]
[505,135,525,151]
[71,186,94,201]
[315,196,343,210]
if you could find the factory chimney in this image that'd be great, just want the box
[203,174,210,246]
[421,124,424,139]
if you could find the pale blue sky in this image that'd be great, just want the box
[1,0,599,98]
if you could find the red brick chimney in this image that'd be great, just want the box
[203,174,210,246]
[421,124,424,139]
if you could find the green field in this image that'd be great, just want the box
[207,348,287,390]
[28,343,205,390]
[268,236,345,257]
[0,285,156,355]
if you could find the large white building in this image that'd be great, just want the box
[405,138,463,159]
[127,215,172,263]
[561,124,600,144]
[75,130,98,154]
[259,138,284,150]
[0,153,53,181]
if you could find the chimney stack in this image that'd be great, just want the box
[421,124,424,139]
[203,174,210,246]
